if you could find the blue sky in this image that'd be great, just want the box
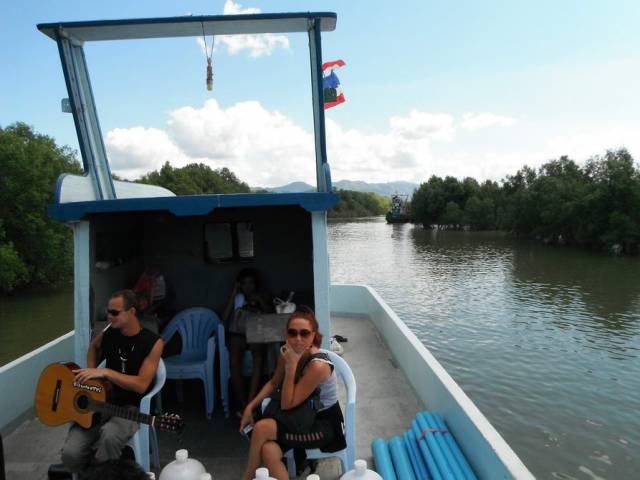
[2,0,640,187]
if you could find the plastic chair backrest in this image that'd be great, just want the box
[96,358,165,407]
[321,349,356,404]
[140,358,166,413]
[162,308,219,362]
[321,349,356,468]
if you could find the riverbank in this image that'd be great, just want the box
[418,223,637,256]
[410,149,640,255]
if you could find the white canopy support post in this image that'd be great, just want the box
[57,29,116,200]
[311,211,331,347]
[308,18,329,193]
[72,221,91,366]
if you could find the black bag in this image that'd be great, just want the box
[261,353,326,433]
[262,387,322,434]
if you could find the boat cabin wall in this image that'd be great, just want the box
[88,205,315,330]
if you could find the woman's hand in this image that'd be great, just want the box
[239,406,254,433]
[281,343,307,368]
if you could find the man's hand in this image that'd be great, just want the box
[73,368,108,383]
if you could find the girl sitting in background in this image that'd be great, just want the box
[223,268,270,415]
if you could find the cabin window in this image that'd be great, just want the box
[237,222,254,258]
[204,221,254,262]
[95,230,140,264]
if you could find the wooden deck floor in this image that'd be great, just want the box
[4,315,422,479]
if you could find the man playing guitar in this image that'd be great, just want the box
[61,289,164,475]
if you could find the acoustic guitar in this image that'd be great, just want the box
[35,362,183,433]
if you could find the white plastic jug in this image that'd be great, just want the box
[159,449,206,480]
[253,467,276,480]
[339,459,383,480]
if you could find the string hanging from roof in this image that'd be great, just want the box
[201,22,215,91]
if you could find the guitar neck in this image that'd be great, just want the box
[87,398,154,426]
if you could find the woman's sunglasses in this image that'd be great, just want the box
[287,328,312,339]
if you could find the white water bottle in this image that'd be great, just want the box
[339,459,383,479]
[159,449,206,480]
[253,467,276,480]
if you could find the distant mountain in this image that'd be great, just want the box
[263,180,418,196]
[333,180,417,197]
[265,181,314,193]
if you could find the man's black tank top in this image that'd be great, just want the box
[100,326,160,406]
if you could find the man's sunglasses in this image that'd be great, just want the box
[287,328,312,339]
[107,309,123,317]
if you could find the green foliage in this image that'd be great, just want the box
[138,162,251,195]
[464,195,495,230]
[440,201,463,226]
[0,123,82,292]
[0,240,28,291]
[329,189,391,218]
[410,148,640,253]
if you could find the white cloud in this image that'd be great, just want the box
[105,101,640,188]
[105,101,455,186]
[105,127,192,179]
[390,110,455,141]
[196,1,290,58]
[166,99,315,186]
[326,114,454,183]
[544,125,640,163]
[460,112,517,130]
[222,0,259,15]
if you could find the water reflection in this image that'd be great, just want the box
[510,245,640,335]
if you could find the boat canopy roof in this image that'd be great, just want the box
[37,12,336,42]
[48,192,339,221]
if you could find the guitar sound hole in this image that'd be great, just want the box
[76,395,89,410]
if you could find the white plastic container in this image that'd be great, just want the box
[159,449,206,480]
[253,467,276,480]
[339,459,383,480]
[307,475,321,480]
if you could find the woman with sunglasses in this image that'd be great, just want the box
[239,310,346,480]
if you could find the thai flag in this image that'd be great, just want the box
[322,59,346,109]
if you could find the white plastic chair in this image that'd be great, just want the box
[97,358,166,472]
[285,350,357,476]
[161,307,230,418]
[128,358,166,472]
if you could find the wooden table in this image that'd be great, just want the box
[244,313,290,344]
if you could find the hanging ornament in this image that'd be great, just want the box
[206,57,213,91]
[201,22,214,91]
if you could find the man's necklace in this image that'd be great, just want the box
[118,344,135,373]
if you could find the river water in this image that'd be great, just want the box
[328,218,640,480]
[1,217,638,478]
